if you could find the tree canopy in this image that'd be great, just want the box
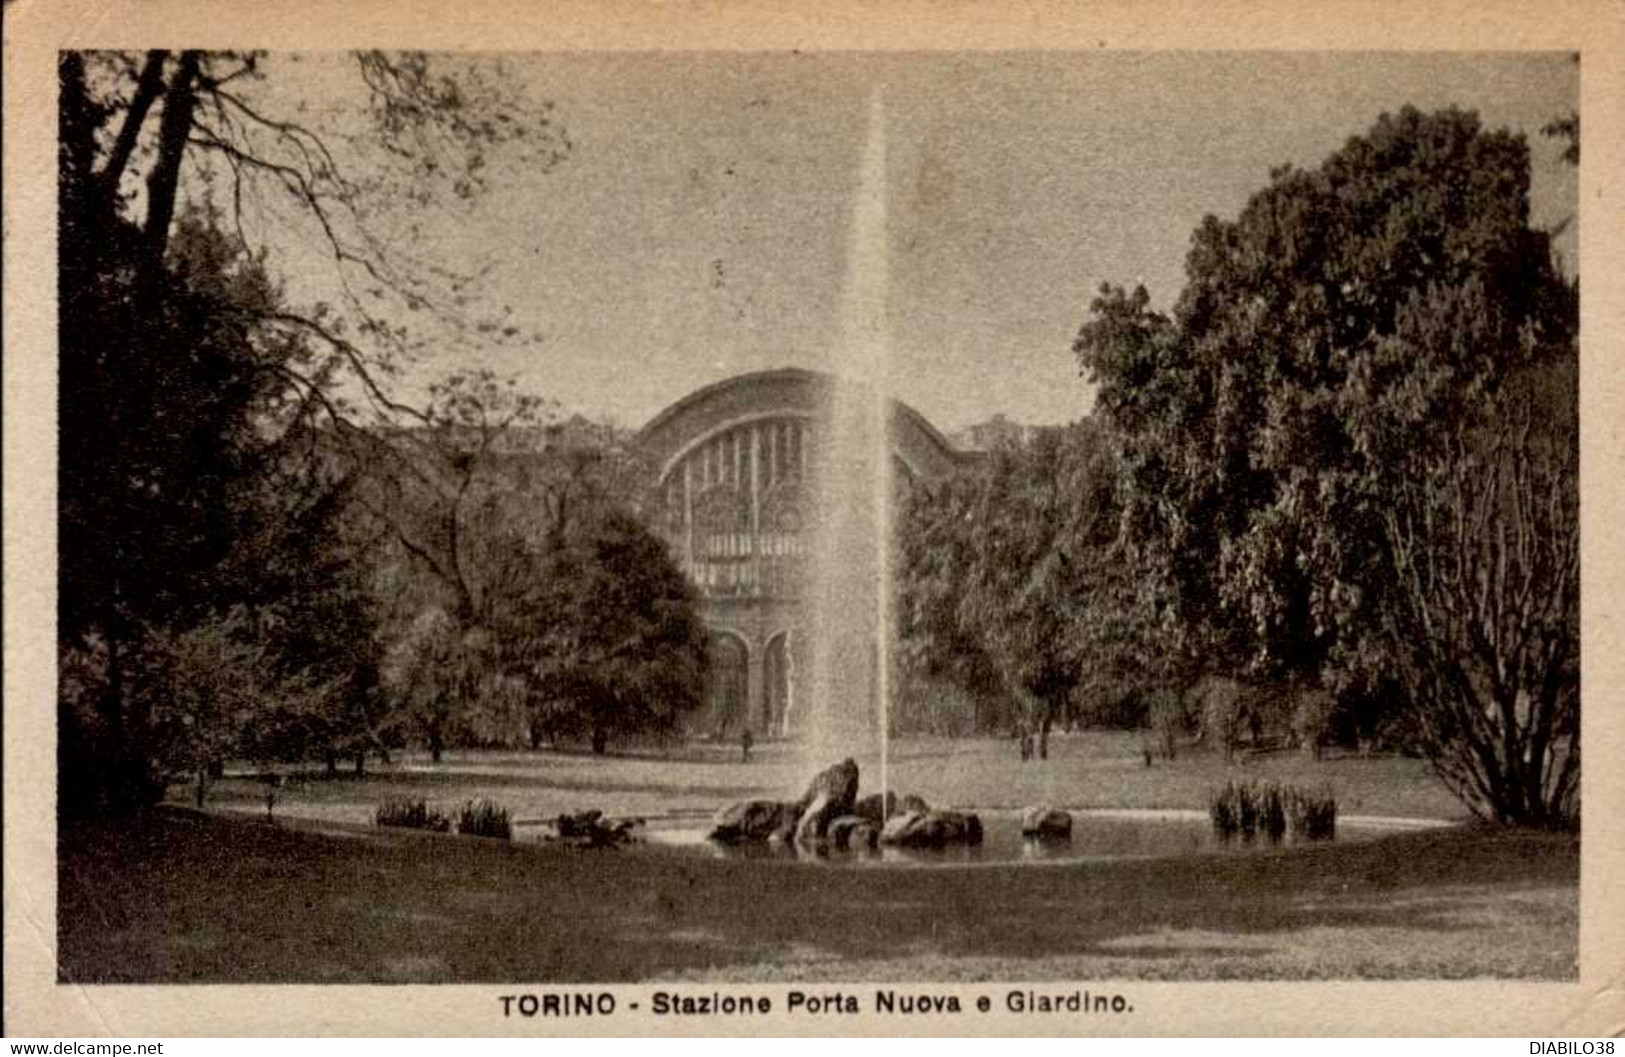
[57,50,704,807]
[897,420,1144,754]
[1074,105,1578,824]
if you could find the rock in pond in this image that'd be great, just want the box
[793,758,859,841]
[556,809,644,847]
[879,809,985,848]
[1021,806,1073,840]
[853,791,895,825]
[827,815,879,850]
[854,791,929,825]
[708,799,801,844]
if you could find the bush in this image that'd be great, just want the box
[1291,689,1337,759]
[1258,782,1287,840]
[376,798,450,832]
[1146,688,1188,761]
[1078,685,1146,730]
[457,798,513,840]
[1209,781,1335,842]
[1195,678,1248,761]
[1208,782,1240,837]
[1285,785,1338,840]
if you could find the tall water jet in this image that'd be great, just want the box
[804,90,894,812]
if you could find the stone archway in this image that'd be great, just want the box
[763,630,794,736]
[639,368,975,736]
[705,631,750,737]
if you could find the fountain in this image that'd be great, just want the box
[637,90,1443,865]
[700,90,930,848]
[802,90,896,812]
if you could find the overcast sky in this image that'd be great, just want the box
[268,51,1578,435]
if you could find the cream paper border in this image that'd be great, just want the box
[5,0,1622,1037]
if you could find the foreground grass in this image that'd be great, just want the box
[59,808,1575,983]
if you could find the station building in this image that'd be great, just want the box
[636,368,975,737]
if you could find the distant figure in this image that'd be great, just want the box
[260,771,284,822]
[741,728,754,763]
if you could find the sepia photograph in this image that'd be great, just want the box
[5,0,1620,1038]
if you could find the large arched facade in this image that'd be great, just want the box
[638,368,971,737]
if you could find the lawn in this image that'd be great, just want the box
[58,734,1576,983]
[186,731,1473,828]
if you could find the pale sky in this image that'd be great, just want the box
[256,51,1578,436]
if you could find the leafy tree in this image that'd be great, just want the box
[221,474,389,775]
[138,607,338,806]
[1075,106,1578,824]
[503,508,708,754]
[1371,347,1578,824]
[379,607,497,763]
[57,199,344,810]
[61,50,568,393]
[354,371,677,757]
[896,469,1011,734]
[57,49,554,809]
[358,370,553,630]
[897,421,1147,756]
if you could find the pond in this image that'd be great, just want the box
[585,808,1451,867]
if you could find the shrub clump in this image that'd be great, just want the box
[1208,782,1239,836]
[1291,689,1337,760]
[1144,688,1188,762]
[1258,782,1287,840]
[1285,785,1338,840]
[1209,780,1335,842]
[457,798,513,840]
[375,798,451,832]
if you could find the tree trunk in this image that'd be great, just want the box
[143,50,201,262]
[104,622,126,746]
[59,53,100,217]
[591,728,608,755]
[429,725,444,764]
[1039,712,1051,760]
[99,51,170,217]
[353,750,365,778]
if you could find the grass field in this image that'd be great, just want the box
[188,731,1472,827]
[57,734,1577,983]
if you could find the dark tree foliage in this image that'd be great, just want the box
[1075,106,1578,825]
[897,421,1147,756]
[501,508,709,755]
[356,378,690,759]
[55,48,559,811]
[896,470,1012,735]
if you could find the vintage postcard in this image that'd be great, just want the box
[4,0,1622,1038]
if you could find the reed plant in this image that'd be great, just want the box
[375,798,451,832]
[457,798,513,840]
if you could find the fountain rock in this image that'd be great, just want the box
[827,815,879,850]
[853,792,893,824]
[708,799,801,845]
[797,757,861,811]
[793,758,860,842]
[1021,806,1074,840]
[854,791,929,825]
[555,809,643,848]
[879,809,984,848]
